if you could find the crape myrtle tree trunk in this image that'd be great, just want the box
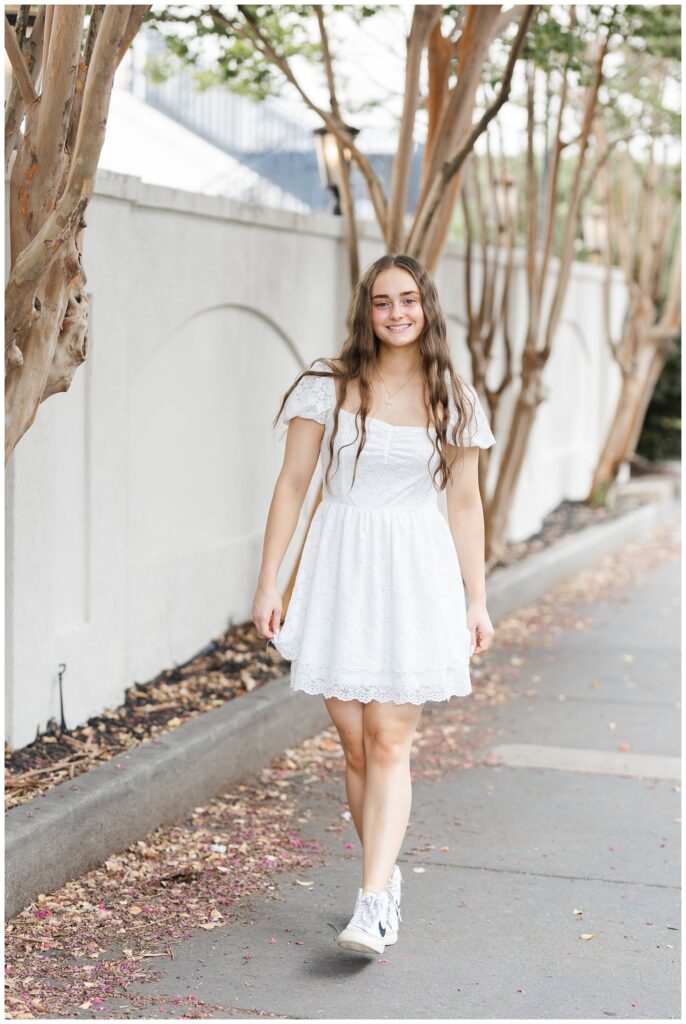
[589,47,683,499]
[444,5,680,562]
[435,6,617,562]
[588,120,680,500]
[483,6,616,562]
[455,148,518,520]
[5,4,150,464]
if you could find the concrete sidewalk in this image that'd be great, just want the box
[8,486,678,921]
[115,534,681,1019]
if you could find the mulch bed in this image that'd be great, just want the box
[487,490,651,570]
[3,491,655,811]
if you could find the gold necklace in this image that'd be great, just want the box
[375,364,420,409]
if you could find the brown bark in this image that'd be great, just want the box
[422,14,455,199]
[4,14,38,107]
[386,5,442,252]
[407,6,534,270]
[587,112,681,498]
[408,5,503,262]
[314,5,359,288]
[5,6,44,170]
[590,333,667,496]
[484,26,613,559]
[460,152,516,504]
[5,5,150,463]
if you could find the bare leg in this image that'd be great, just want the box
[361,700,423,893]
[324,696,366,844]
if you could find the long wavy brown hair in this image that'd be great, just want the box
[273,253,478,493]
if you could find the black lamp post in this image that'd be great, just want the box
[313,124,360,214]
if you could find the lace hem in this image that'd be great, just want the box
[288,666,472,705]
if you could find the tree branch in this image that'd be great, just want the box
[387,4,441,250]
[116,5,151,69]
[226,4,389,227]
[314,4,358,284]
[407,5,533,256]
[4,15,38,107]
[7,5,132,292]
[83,5,105,68]
[5,6,44,170]
[541,23,614,362]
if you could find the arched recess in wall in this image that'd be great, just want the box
[128,302,304,567]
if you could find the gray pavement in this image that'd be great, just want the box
[116,550,683,1017]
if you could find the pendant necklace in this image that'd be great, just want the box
[375,364,419,408]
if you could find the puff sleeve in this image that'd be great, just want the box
[277,359,335,440]
[448,381,496,448]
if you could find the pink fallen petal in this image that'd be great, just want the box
[295,940,304,945]
[377,958,389,964]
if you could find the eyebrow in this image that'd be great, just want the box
[372,290,419,299]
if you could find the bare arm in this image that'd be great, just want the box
[252,416,325,640]
[445,445,495,655]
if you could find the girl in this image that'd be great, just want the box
[252,253,496,956]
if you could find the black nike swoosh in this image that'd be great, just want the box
[378,922,386,937]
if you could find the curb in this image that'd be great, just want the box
[486,486,680,622]
[5,480,680,920]
[5,682,330,920]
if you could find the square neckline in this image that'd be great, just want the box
[325,359,440,434]
[337,407,437,434]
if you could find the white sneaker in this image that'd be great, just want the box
[387,863,402,908]
[385,864,402,945]
[336,889,390,955]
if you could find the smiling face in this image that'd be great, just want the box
[370,266,425,348]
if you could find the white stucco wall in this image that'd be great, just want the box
[5,170,628,748]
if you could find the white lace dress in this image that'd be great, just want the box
[269,359,496,705]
